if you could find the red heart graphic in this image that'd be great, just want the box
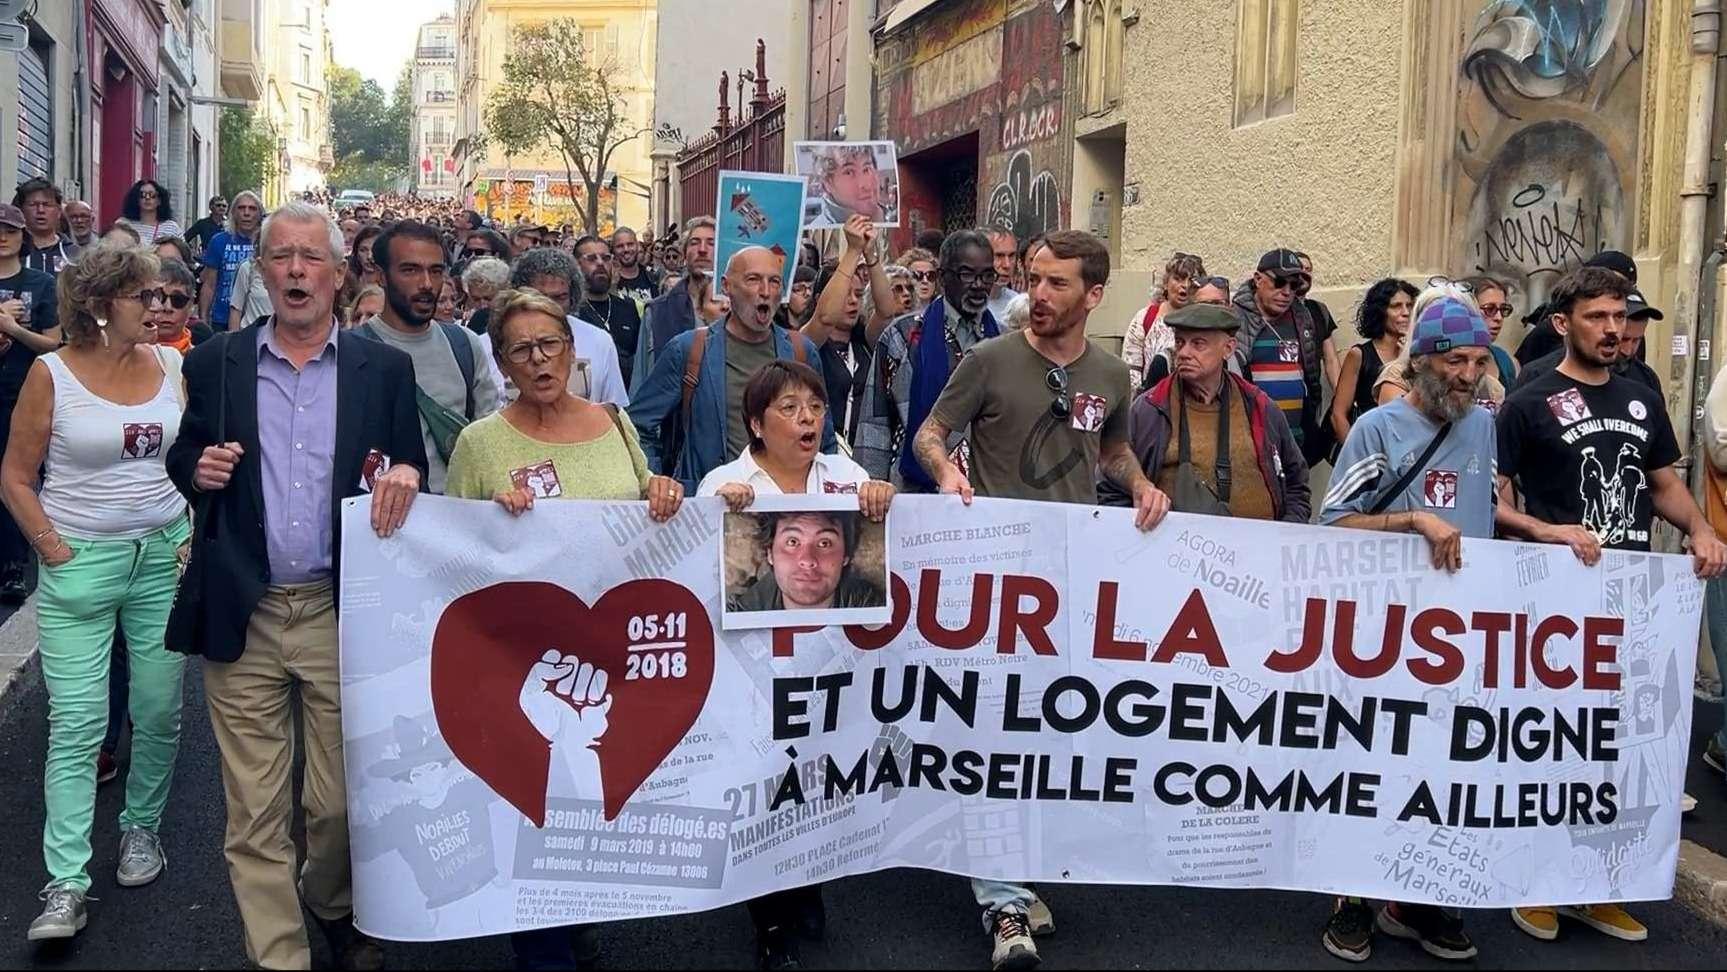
[430,580,715,825]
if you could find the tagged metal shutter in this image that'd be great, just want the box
[17,43,52,180]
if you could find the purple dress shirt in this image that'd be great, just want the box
[256,321,339,585]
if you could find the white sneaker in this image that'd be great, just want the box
[989,911,1040,971]
[26,883,88,941]
[1682,792,1698,814]
[116,828,165,887]
[1026,891,1054,936]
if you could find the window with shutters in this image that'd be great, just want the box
[1233,0,1299,127]
[17,40,53,181]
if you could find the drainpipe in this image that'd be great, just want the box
[1674,0,1722,486]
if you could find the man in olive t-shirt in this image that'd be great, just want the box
[724,324,781,458]
[911,231,1169,972]
[930,328,1131,503]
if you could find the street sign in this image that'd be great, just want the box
[533,173,549,196]
[0,23,27,54]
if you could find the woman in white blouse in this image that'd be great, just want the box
[698,359,893,516]
[694,356,892,967]
[116,180,183,246]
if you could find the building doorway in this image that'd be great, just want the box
[898,132,980,252]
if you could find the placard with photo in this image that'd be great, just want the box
[792,140,901,229]
[720,494,891,631]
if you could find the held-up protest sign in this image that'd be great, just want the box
[793,141,902,229]
[339,494,1699,942]
[715,170,806,304]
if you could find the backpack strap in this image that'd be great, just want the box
[439,322,477,419]
[680,326,710,439]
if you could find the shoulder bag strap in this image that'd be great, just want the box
[681,326,710,434]
[440,322,477,419]
[1368,421,1453,515]
[1214,379,1233,504]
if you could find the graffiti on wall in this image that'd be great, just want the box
[1455,0,1643,308]
[987,149,1061,243]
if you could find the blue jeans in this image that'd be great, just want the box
[972,879,1034,930]
[1709,577,1727,751]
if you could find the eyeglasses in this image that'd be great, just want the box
[910,270,936,283]
[157,291,194,309]
[1479,303,1515,319]
[118,288,167,305]
[1263,273,1305,292]
[773,399,827,420]
[949,267,1000,287]
[1045,366,1071,420]
[503,335,570,364]
[463,247,493,259]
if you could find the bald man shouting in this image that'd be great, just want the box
[630,245,834,490]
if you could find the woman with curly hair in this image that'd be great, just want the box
[116,179,182,246]
[1121,251,1205,389]
[1329,277,1416,443]
[2,243,191,940]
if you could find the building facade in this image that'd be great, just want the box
[0,0,82,201]
[410,15,460,198]
[259,0,334,203]
[454,0,657,231]
[158,0,223,227]
[1107,0,1703,361]
[88,0,170,223]
[871,0,1070,254]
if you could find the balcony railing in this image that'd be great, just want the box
[417,46,456,60]
[425,91,455,103]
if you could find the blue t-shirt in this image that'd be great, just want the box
[1320,397,1498,539]
[205,231,255,327]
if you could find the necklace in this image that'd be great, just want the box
[585,295,614,331]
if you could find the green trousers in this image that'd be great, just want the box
[35,517,189,891]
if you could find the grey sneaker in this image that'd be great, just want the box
[27,884,88,941]
[116,828,164,887]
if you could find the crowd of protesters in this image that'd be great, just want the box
[3,172,1727,972]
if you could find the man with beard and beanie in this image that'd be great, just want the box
[633,216,717,388]
[167,202,428,971]
[1515,250,1637,366]
[1495,264,1727,948]
[1235,248,1328,465]
[629,245,832,491]
[1105,302,1309,521]
[1316,287,1499,964]
[609,226,660,305]
[853,229,1001,487]
[573,235,643,387]
[354,220,501,493]
[915,229,1170,972]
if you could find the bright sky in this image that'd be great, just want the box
[327,0,454,87]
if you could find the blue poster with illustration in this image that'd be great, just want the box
[715,171,807,303]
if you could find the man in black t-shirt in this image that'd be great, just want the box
[573,235,643,388]
[1512,288,1662,395]
[610,226,660,304]
[0,203,60,600]
[1495,265,1726,946]
[185,195,228,264]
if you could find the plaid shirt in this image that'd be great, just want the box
[852,299,991,487]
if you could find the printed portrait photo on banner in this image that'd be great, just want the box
[721,494,891,630]
[793,140,901,229]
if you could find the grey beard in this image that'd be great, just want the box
[1411,365,1483,423]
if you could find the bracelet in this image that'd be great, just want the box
[28,526,55,548]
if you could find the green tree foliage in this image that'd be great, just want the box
[484,19,641,235]
[327,64,415,192]
[218,107,275,199]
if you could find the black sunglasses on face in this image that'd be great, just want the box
[463,247,492,258]
[911,270,936,283]
[158,292,193,309]
[1045,366,1071,420]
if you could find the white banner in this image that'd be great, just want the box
[338,495,1700,941]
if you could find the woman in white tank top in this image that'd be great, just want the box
[0,242,190,941]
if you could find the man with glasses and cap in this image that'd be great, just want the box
[1233,248,1328,464]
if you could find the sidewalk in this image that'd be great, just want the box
[0,597,35,704]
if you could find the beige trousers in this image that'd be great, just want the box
[203,581,350,971]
